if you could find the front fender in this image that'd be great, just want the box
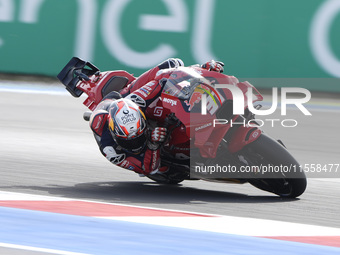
[228,125,262,153]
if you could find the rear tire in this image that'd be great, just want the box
[244,134,307,198]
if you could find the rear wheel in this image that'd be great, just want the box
[243,134,307,198]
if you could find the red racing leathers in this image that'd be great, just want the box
[89,58,183,175]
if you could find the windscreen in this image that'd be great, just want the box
[162,67,212,100]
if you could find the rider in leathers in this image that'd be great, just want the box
[89,58,224,176]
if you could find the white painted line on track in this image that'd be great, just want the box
[98,216,340,237]
[0,83,68,95]
[0,191,214,216]
[0,243,90,255]
[1,191,340,238]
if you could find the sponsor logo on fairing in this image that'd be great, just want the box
[195,122,212,131]
[154,106,163,117]
[162,97,177,106]
[185,83,224,113]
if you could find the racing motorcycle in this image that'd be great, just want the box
[57,57,307,198]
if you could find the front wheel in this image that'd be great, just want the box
[243,134,307,198]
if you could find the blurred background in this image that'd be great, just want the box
[0,0,340,92]
[1,3,340,248]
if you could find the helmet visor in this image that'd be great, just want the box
[115,132,147,153]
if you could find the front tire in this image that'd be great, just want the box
[244,134,307,198]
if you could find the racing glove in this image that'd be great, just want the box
[147,127,167,150]
[158,58,184,70]
[202,60,224,73]
[151,127,167,143]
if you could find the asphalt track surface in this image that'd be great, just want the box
[1,83,340,234]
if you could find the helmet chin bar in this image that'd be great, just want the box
[113,132,147,154]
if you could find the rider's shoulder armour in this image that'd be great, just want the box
[89,109,109,136]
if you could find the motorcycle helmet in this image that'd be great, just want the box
[108,98,147,153]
